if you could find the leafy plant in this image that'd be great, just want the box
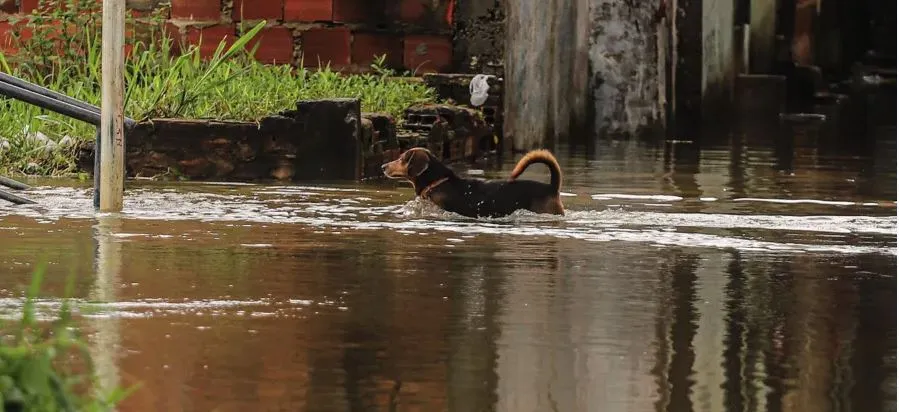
[0,262,135,411]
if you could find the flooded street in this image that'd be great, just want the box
[0,139,895,411]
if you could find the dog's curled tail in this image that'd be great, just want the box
[509,149,562,193]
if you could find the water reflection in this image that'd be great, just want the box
[0,135,894,411]
[90,216,124,405]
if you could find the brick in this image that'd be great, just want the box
[444,0,455,26]
[233,0,283,21]
[403,35,451,73]
[333,0,380,23]
[164,22,181,52]
[351,33,402,68]
[52,0,102,13]
[399,0,425,22]
[284,0,331,22]
[396,0,453,28]
[171,0,221,21]
[0,22,17,54]
[131,9,158,18]
[20,0,38,13]
[0,0,16,13]
[183,25,236,59]
[302,28,351,68]
[248,27,293,64]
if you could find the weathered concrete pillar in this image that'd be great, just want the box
[791,0,819,66]
[702,0,737,114]
[504,0,590,151]
[505,0,670,148]
[290,99,362,180]
[586,0,666,137]
[452,0,505,76]
[749,0,778,73]
[674,0,736,136]
[505,0,739,145]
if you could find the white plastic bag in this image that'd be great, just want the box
[469,74,492,107]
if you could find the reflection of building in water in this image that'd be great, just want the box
[686,253,728,412]
[652,250,702,412]
[447,263,502,411]
[495,242,669,412]
[493,242,897,412]
[108,227,481,411]
[76,217,895,411]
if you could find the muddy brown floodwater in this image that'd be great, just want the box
[0,139,896,412]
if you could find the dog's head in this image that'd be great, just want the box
[381,147,433,180]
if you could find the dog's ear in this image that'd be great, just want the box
[406,149,430,177]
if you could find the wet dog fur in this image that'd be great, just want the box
[381,147,564,218]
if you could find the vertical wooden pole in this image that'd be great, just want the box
[99,0,126,212]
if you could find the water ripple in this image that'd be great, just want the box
[1,186,895,256]
[0,297,329,320]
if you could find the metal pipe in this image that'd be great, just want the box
[0,81,102,125]
[0,176,30,190]
[0,188,36,205]
[0,73,136,128]
[93,129,101,210]
[0,73,138,209]
[0,72,99,112]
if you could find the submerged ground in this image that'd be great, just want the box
[0,137,895,411]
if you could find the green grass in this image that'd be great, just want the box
[0,0,437,176]
[0,261,134,411]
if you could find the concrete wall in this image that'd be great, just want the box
[503,0,590,151]
[749,0,777,74]
[586,0,665,136]
[583,0,736,140]
[675,0,736,135]
[452,0,505,76]
[701,0,736,115]
[504,0,668,149]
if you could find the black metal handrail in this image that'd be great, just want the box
[0,189,35,205]
[0,72,137,207]
[0,72,137,128]
[0,176,30,190]
[0,176,34,205]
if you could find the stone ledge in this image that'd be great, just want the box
[77,98,361,182]
[422,73,504,143]
[75,98,494,182]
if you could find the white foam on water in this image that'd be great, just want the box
[0,297,330,321]
[733,197,857,206]
[592,193,684,202]
[2,186,895,256]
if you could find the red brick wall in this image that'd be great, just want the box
[0,0,456,74]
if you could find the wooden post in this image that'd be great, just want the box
[99,0,126,212]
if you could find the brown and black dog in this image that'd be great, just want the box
[381,147,564,218]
